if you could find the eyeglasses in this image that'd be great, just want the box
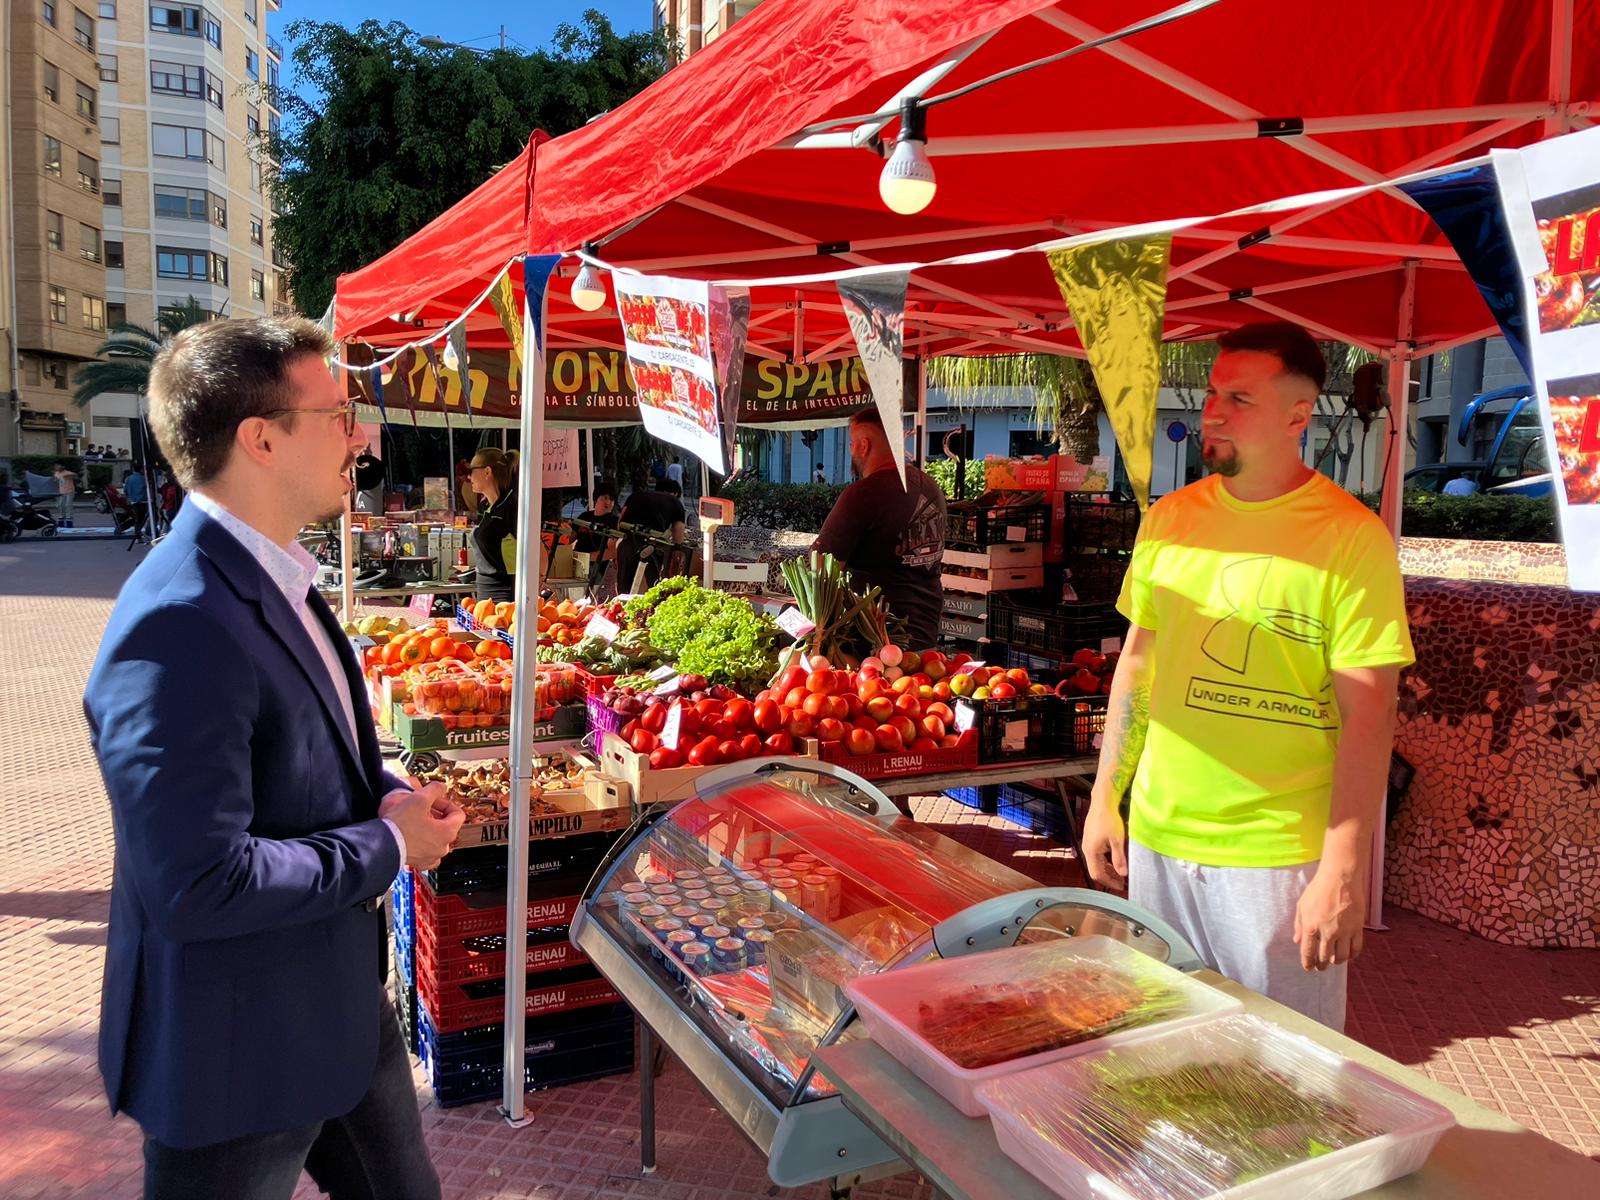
[259,402,359,436]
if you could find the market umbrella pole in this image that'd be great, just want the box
[501,282,548,1124]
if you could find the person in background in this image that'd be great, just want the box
[123,465,150,540]
[352,447,385,515]
[454,457,475,512]
[1082,320,1412,1033]
[467,448,518,602]
[618,475,687,593]
[85,316,461,1200]
[573,480,621,598]
[813,409,946,649]
[54,462,78,527]
[158,468,183,532]
[1442,470,1480,497]
[814,462,826,483]
[665,456,684,487]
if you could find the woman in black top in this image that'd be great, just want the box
[468,448,518,601]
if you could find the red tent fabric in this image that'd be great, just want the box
[336,0,1599,359]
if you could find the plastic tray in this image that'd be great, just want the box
[976,1013,1453,1200]
[844,935,1239,1117]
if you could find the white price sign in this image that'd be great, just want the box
[653,673,681,696]
[776,606,816,639]
[954,703,977,732]
[662,700,684,750]
[954,660,987,676]
[585,613,621,642]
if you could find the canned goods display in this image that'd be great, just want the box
[687,913,720,933]
[620,891,654,911]
[637,903,668,922]
[712,936,748,972]
[768,874,799,903]
[669,904,699,921]
[641,872,671,887]
[735,915,767,935]
[649,916,684,938]
[789,854,819,871]
[680,940,713,973]
[701,924,732,942]
[666,928,697,952]
[712,884,743,900]
[812,866,844,914]
[619,881,650,895]
[674,868,704,884]
[737,880,772,912]
[743,928,775,964]
[650,883,681,898]
[682,888,712,902]
[757,857,786,870]
[800,873,839,919]
[697,898,726,917]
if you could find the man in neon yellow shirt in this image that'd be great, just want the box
[1084,321,1412,1031]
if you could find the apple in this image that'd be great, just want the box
[860,656,884,674]
[973,687,991,701]
[854,715,879,733]
[923,658,947,681]
[873,724,904,752]
[900,650,922,674]
[950,652,973,669]
[1005,668,1032,690]
[926,702,954,724]
[865,696,895,722]
[825,694,850,722]
[949,674,976,698]
[846,727,877,755]
[816,717,847,742]
[921,714,947,740]
[989,681,1018,701]
[890,714,918,745]
[878,643,903,667]
[842,693,865,720]
[806,671,833,694]
[918,685,935,700]
[884,665,904,682]
[803,692,829,718]
[937,734,960,749]
[893,693,923,719]
[912,672,932,688]
[786,711,816,739]
[1072,648,1100,670]
[890,675,916,696]
[785,686,809,709]
[1030,683,1052,695]
[933,680,953,700]
[859,676,887,702]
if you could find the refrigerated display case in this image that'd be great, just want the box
[569,758,1203,1193]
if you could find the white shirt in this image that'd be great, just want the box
[666,462,684,485]
[190,492,407,859]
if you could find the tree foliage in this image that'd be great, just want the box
[73,299,213,408]
[269,12,670,317]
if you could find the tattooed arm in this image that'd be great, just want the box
[1082,624,1156,889]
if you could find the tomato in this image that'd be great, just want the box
[752,698,782,734]
[842,693,865,720]
[641,703,668,734]
[763,732,796,755]
[620,719,640,741]
[629,728,659,755]
[710,718,739,741]
[649,746,683,770]
[784,686,809,709]
[687,735,722,767]
[724,698,754,730]
[695,698,725,722]
[738,733,763,758]
[786,711,816,739]
[777,666,808,696]
[802,692,829,719]
[718,738,744,763]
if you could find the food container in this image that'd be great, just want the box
[844,935,1239,1117]
[975,1013,1454,1200]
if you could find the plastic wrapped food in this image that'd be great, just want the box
[846,936,1238,1117]
[976,1014,1454,1200]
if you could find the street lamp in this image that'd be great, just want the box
[418,26,507,53]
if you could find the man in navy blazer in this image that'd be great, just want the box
[85,317,465,1199]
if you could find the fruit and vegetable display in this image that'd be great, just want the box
[342,613,410,640]
[540,624,665,675]
[625,577,780,694]
[466,597,517,630]
[409,755,591,823]
[778,551,902,666]
[604,677,809,769]
[398,661,577,728]
[1054,647,1120,698]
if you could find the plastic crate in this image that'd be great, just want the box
[417,963,621,1034]
[392,870,416,986]
[946,784,999,814]
[941,592,989,620]
[586,691,626,741]
[987,590,1123,656]
[422,831,616,896]
[938,613,987,645]
[1064,494,1140,552]
[1058,693,1110,756]
[413,873,584,940]
[1001,645,1068,682]
[417,1000,634,1108]
[947,500,1049,547]
[1061,552,1132,603]
[415,923,588,988]
[953,695,1059,763]
[996,783,1073,843]
[391,968,419,1057]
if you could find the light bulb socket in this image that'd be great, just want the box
[896,98,928,146]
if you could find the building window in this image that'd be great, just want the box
[77,152,100,193]
[266,59,278,92]
[100,115,119,143]
[205,14,220,47]
[74,8,95,50]
[157,247,209,280]
[44,135,62,176]
[42,1,56,26]
[151,60,200,97]
[150,4,200,35]
[274,269,288,299]
[250,269,264,300]
[44,360,70,389]
[206,72,223,108]
[154,184,206,220]
[98,0,115,14]
[82,295,106,331]
[243,0,255,23]
[107,302,126,327]
[80,224,102,263]
[43,62,59,102]
[246,112,259,138]
[102,177,121,206]
[47,211,64,251]
[249,214,263,245]
[152,122,207,160]
[98,53,117,81]
[209,133,225,166]
[106,240,124,269]
[50,287,68,323]
[76,80,97,120]
[210,253,228,285]
[245,50,258,80]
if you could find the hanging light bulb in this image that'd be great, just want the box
[570,249,607,311]
[878,99,935,215]
[440,337,459,371]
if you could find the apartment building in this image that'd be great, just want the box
[1,0,286,459]
[652,1,764,60]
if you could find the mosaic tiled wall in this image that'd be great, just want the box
[1388,553,1600,948]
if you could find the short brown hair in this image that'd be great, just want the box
[1216,321,1327,392]
[148,316,333,488]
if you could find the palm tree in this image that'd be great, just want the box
[72,298,212,409]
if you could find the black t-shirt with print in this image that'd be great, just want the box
[814,465,947,649]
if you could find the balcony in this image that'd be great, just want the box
[78,174,101,196]
[267,34,283,60]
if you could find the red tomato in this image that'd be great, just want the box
[649,746,684,770]
[842,693,865,720]
[784,686,809,709]
[710,718,739,741]
[725,698,754,730]
[687,735,722,767]
[763,732,796,755]
[752,699,782,734]
[718,738,744,762]
[620,719,640,741]
[815,717,846,743]
[629,728,659,754]
[777,666,807,696]
[825,694,850,722]
[695,698,725,722]
[786,711,816,739]
[738,733,763,758]
[802,692,829,719]
[641,703,668,734]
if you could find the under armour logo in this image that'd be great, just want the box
[1201,556,1329,675]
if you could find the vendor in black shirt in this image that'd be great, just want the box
[467,448,519,601]
[618,478,687,594]
[572,480,621,596]
[813,408,947,649]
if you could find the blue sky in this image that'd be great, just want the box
[274,1,650,92]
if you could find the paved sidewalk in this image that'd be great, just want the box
[0,538,1596,1200]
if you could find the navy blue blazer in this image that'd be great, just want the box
[85,503,406,1149]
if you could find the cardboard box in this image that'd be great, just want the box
[1055,454,1113,493]
[984,455,1057,491]
[389,699,585,752]
[454,788,632,848]
[941,567,1046,595]
[943,543,1044,570]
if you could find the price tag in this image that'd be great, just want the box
[1100,635,1123,652]
[585,613,621,642]
[408,592,435,619]
[776,606,816,639]
[653,673,681,696]
[954,703,976,732]
[1001,718,1029,752]
[662,699,683,750]
[648,664,678,682]
[349,634,376,649]
[954,660,987,676]
[1005,525,1027,542]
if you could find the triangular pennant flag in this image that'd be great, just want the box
[837,271,910,486]
[487,268,525,391]
[446,325,475,425]
[712,287,751,476]
[1048,236,1172,510]
[368,364,394,443]
[1398,162,1531,378]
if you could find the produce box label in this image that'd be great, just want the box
[584,613,621,642]
[662,700,684,750]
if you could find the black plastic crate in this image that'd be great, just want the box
[1061,552,1132,603]
[947,497,1049,547]
[987,590,1124,656]
[945,784,999,814]
[1057,693,1110,756]
[1064,494,1141,552]
[954,694,1058,763]
[1002,645,1068,682]
[422,830,617,896]
[391,968,419,1057]
[997,783,1073,844]
[416,1000,634,1108]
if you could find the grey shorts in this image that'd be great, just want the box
[1128,840,1348,1032]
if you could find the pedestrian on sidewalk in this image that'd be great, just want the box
[54,461,77,526]
[85,316,462,1200]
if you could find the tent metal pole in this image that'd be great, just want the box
[914,356,928,469]
[337,350,355,623]
[625,221,1058,274]
[501,295,547,1125]
[1378,261,1418,543]
[1547,0,1575,135]
[445,416,455,514]
[585,427,595,505]
[1165,262,1406,313]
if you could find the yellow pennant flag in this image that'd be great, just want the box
[487,269,525,387]
[1048,236,1172,510]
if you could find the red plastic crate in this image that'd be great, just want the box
[414,924,588,987]
[412,875,581,939]
[418,968,621,1034]
[817,738,978,780]
[572,665,619,698]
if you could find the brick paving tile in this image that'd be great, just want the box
[1,538,1596,1200]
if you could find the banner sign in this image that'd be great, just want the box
[1494,126,1600,590]
[542,429,581,489]
[838,271,910,485]
[349,345,873,427]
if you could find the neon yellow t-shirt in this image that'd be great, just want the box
[1116,472,1413,867]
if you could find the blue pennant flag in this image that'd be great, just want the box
[523,255,563,355]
